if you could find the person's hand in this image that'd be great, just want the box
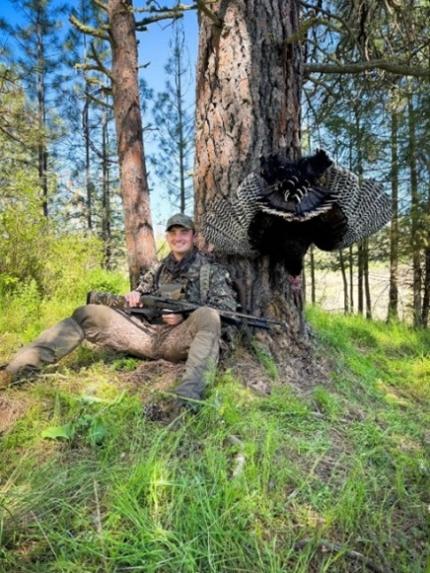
[125,290,143,308]
[162,313,184,326]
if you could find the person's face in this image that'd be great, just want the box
[166,226,194,259]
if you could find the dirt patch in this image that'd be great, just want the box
[120,359,185,400]
[0,394,30,434]
[238,330,334,395]
[224,351,273,395]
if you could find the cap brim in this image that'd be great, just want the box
[166,224,192,231]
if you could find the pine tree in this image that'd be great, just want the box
[151,21,194,214]
[4,0,65,217]
[194,0,304,330]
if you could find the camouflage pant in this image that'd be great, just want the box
[6,305,221,401]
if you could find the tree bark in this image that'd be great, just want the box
[421,183,430,327]
[102,109,112,269]
[309,245,316,305]
[174,26,187,214]
[83,84,93,230]
[408,96,422,327]
[194,0,303,330]
[349,246,354,313]
[354,109,364,316]
[339,249,349,314]
[363,239,372,319]
[357,243,364,315]
[36,11,49,218]
[108,0,156,287]
[423,250,430,328]
[387,107,399,321]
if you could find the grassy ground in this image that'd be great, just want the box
[0,305,429,572]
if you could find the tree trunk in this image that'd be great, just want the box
[102,110,112,269]
[309,245,316,305]
[349,246,354,313]
[83,84,93,230]
[423,248,430,328]
[355,109,364,316]
[408,96,422,327]
[339,249,349,314]
[108,0,156,287]
[363,239,372,319]
[387,107,399,321]
[194,0,303,331]
[422,183,430,327]
[357,243,364,315]
[174,27,187,214]
[36,13,48,218]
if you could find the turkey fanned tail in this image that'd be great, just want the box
[201,150,392,271]
[258,149,337,220]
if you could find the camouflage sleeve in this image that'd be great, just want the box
[206,264,238,311]
[135,262,161,295]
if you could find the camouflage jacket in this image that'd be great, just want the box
[135,249,237,312]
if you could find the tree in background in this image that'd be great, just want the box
[387,86,401,322]
[151,21,194,214]
[62,0,100,232]
[71,0,153,285]
[299,0,429,324]
[2,0,66,218]
[71,0,195,286]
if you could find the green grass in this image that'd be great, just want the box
[0,301,429,572]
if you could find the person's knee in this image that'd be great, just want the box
[72,304,111,328]
[192,306,221,333]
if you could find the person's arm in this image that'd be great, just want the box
[125,263,161,307]
[206,264,237,311]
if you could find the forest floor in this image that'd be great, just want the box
[0,303,429,573]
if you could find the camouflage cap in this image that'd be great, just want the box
[165,213,195,231]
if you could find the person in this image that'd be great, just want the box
[0,214,237,412]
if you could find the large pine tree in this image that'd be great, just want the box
[194,0,304,331]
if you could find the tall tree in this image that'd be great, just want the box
[387,97,400,321]
[408,95,422,327]
[194,0,303,328]
[71,0,192,285]
[422,182,430,327]
[63,0,100,231]
[4,0,65,217]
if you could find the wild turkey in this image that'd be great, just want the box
[202,149,391,277]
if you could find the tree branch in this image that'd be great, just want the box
[0,124,27,146]
[286,16,341,44]
[87,92,113,110]
[93,0,108,12]
[135,11,184,29]
[196,0,222,26]
[89,41,113,81]
[304,61,430,79]
[69,14,110,41]
[133,3,196,13]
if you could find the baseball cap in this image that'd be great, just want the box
[165,213,195,231]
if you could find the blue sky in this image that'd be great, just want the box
[0,0,199,231]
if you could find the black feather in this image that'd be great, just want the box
[258,150,335,220]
